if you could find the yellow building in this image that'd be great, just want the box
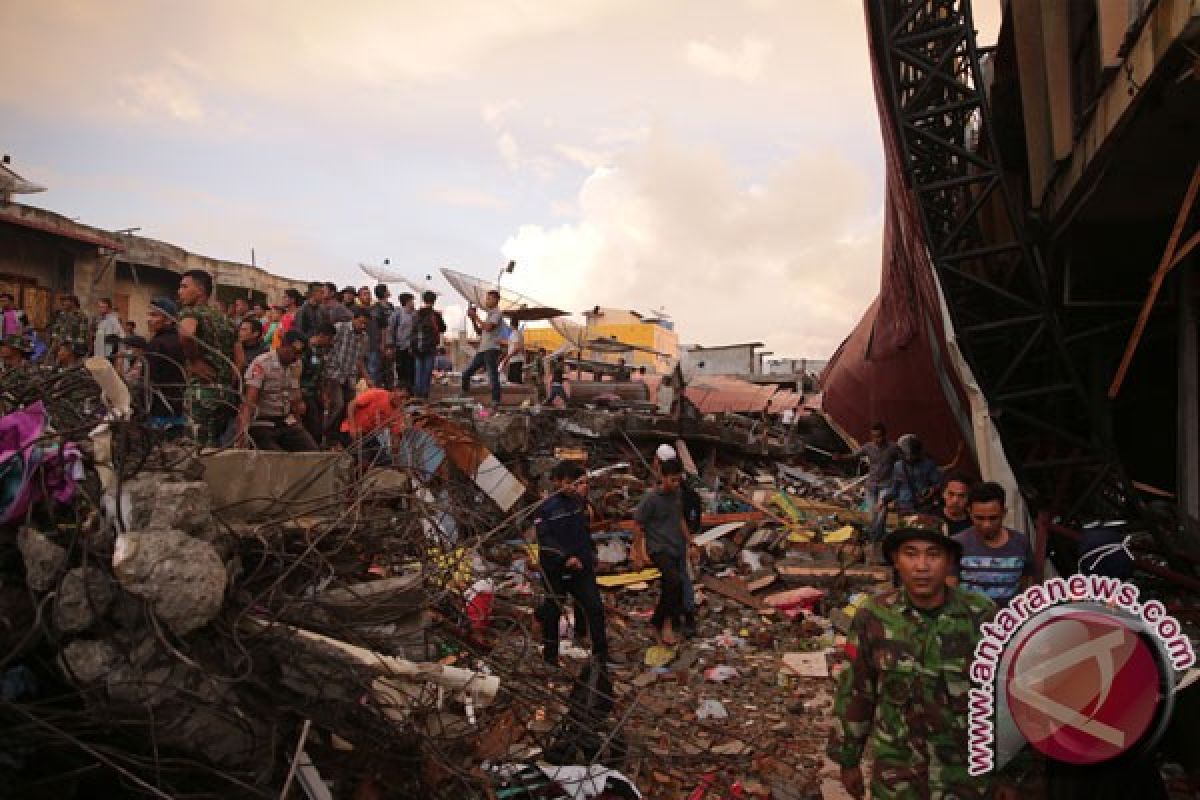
[522,307,680,373]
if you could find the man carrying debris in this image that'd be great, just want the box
[462,289,504,406]
[633,458,690,646]
[886,433,942,514]
[835,422,900,541]
[535,460,609,667]
[829,526,1011,800]
[177,269,238,447]
[236,330,317,452]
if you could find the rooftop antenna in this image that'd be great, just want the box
[496,260,515,291]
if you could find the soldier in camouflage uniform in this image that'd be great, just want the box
[829,526,1014,800]
[47,294,90,362]
[0,335,32,374]
[177,270,237,447]
[299,321,334,444]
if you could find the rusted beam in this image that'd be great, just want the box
[1109,163,1200,398]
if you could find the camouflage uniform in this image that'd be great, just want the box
[829,585,995,799]
[48,309,90,357]
[299,342,328,443]
[179,304,237,447]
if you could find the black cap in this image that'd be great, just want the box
[882,526,962,563]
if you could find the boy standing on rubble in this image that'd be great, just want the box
[535,461,608,667]
[633,459,690,646]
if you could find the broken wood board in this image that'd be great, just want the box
[674,438,698,475]
[597,568,661,588]
[607,512,762,534]
[694,521,744,546]
[474,453,524,512]
[777,562,892,583]
[700,574,763,609]
[782,652,830,679]
[746,571,777,592]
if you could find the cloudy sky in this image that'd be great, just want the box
[1,0,999,358]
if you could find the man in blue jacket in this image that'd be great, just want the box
[535,460,608,667]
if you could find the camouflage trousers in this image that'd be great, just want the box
[869,757,991,800]
[184,385,238,447]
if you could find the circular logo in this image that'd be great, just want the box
[1004,610,1162,764]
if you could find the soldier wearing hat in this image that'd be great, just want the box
[829,525,1016,799]
[0,334,32,372]
[47,294,90,363]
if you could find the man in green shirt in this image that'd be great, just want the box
[177,269,237,447]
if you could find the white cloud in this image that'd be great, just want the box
[119,70,204,121]
[685,37,773,82]
[429,186,508,210]
[501,131,880,358]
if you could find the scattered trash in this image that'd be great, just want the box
[703,666,740,683]
[697,699,729,720]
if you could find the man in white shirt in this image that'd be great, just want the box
[93,297,124,359]
[461,289,504,406]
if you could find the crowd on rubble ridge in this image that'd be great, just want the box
[0,273,648,453]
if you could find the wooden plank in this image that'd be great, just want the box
[694,521,744,546]
[777,563,891,582]
[674,438,698,476]
[597,568,661,588]
[700,574,763,609]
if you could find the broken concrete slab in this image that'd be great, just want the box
[474,413,532,456]
[200,450,349,519]
[54,566,115,633]
[112,530,227,635]
[113,477,214,536]
[17,527,66,591]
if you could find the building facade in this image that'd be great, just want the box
[0,198,307,333]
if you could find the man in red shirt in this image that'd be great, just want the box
[342,386,410,466]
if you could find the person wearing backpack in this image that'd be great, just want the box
[411,290,446,399]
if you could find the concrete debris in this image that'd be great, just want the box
[60,638,123,685]
[17,527,66,591]
[53,566,115,633]
[112,529,228,635]
[109,476,215,537]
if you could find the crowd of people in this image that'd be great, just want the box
[1,274,654,455]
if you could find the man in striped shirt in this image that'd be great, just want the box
[950,481,1036,606]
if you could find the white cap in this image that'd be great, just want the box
[656,443,678,462]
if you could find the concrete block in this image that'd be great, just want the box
[114,477,213,536]
[54,567,115,633]
[200,450,348,519]
[113,530,227,635]
[61,639,123,685]
[474,413,532,456]
[17,527,66,591]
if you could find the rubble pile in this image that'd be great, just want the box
[7,378,1198,798]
